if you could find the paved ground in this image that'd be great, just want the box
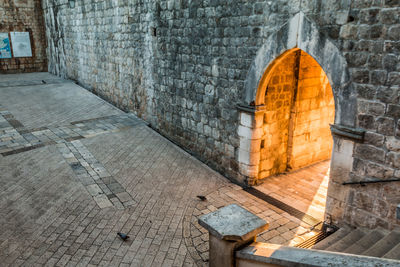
[0,73,323,266]
[255,161,329,222]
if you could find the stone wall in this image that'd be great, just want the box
[325,2,400,230]
[43,0,400,229]
[0,0,47,73]
[260,53,297,178]
[287,51,335,170]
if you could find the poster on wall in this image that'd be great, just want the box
[0,33,12,59]
[10,32,32,57]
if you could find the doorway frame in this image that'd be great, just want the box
[236,12,364,224]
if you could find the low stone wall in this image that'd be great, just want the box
[236,242,400,267]
[199,204,400,267]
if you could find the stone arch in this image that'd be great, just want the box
[243,12,356,127]
[237,12,360,187]
[258,49,335,179]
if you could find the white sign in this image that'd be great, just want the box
[10,32,32,57]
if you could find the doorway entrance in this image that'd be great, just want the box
[256,49,335,221]
[239,12,358,228]
[259,50,335,179]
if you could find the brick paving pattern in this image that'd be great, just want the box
[56,140,136,209]
[0,109,141,156]
[0,73,323,266]
[183,184,321,267]
[255,161,330,222]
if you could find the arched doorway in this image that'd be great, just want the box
[259,49,335,179]
[237,12,360,226]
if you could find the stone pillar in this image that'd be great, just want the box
[198,204,269,267]
[326,124,365,224]
[237,105,266,185]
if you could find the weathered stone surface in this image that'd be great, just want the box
[386,137,400,152]
[364,132,385,147]
[198,204,268,241]
[354,144,386,164]
[387,152,400,168]
[237,242,400,267]
[0,0,47,73]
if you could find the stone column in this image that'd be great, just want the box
[198,204,269,267]
[326,124,365,224]
[237,104,266,185]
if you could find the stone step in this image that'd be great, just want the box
[343,229,388,255]
[362,230,400,258]
[382,242,400,260]
[325,228,366,252]
[312,226,351,250]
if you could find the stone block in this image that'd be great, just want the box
[366,162,395,178]
[254,113,264,128]
[86,184,103,196]
[364,131,385,147]
[239,138,261,153]
[376,116,395,135]
[238,148,259,166]
[351,69,370,83]
[387,104,400,118]
[330,139,354,181]
[198,204,268,241]
[259,159,274,171]
[383,55,398,72]
[386,152,400,168]
[93,194,113,209]
[373,199,390,218]
[354,144,386,163]
[358,114,376,130]
[355,84,376,99]
[379,8,399,24]
[238,163,259,178]
[388,72,400,85]
[237,125,262,140]
[240,112,252,128]
[339,24,358,39]
[370,70,387,85]
[377,85,400,104]
[386,136,400,152]
[367,101,386,116]
[388,25,400,40]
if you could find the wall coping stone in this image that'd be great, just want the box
[198,204,269,241]
[330,124,365,142]
[237,104,266,115]
[237,242,400,267]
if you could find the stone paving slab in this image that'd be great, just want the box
[0,73,322,266]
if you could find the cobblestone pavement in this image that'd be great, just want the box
[0,73,321,266]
